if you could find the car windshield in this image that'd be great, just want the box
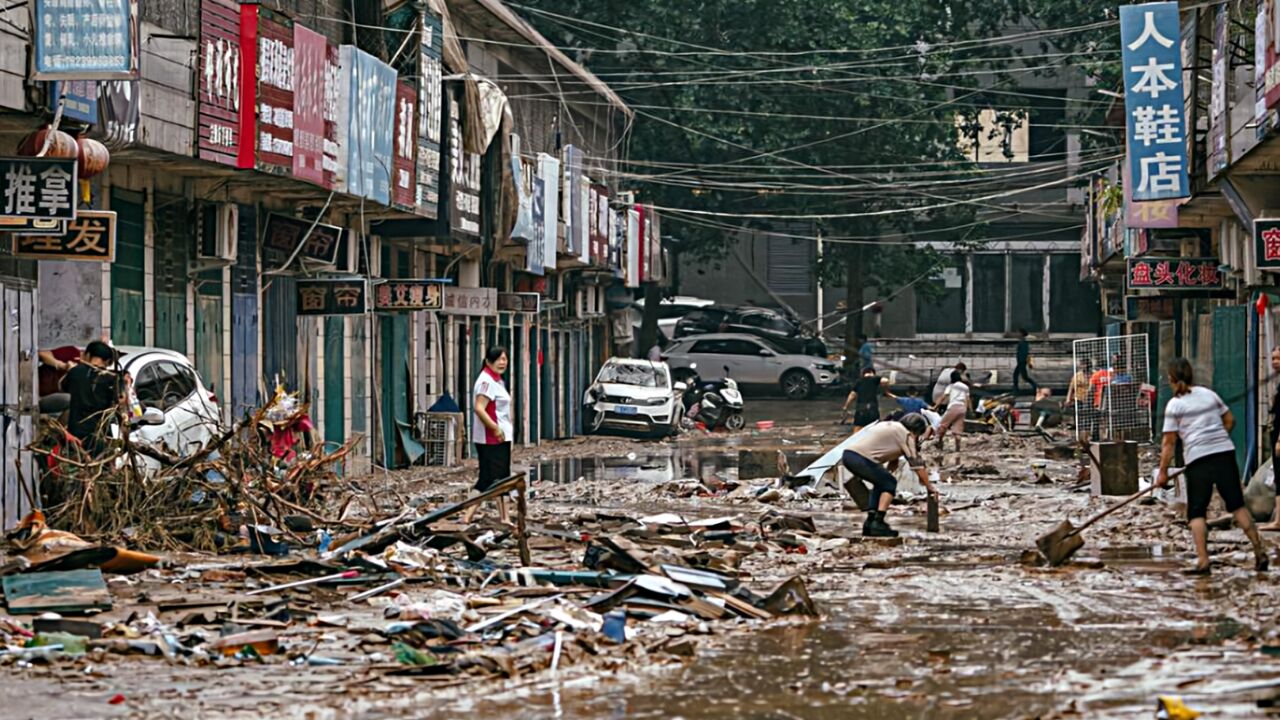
[598,362,668,388]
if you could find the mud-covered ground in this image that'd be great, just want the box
[9,399,1280,719]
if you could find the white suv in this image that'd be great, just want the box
[584,358,685,437]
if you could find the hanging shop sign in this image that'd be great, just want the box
[562,145,583,256]
[611,209,624,277]
[338,45,396,205]
[1126,256,1224,291]
[448,88,481,238]
[1256,218,1280,270]
[1120,2,1189,201]
[591,184,610,268]
[11,210,115,261]
[50,81,99,124]
[33,0,136,80]
[416,6,443,219]
[442,286,496,316]
[0,157,77,220]
[1123,159,1180,229]
[1126,296,1176,322]
[538,153,559,271]
[497,292,540,314]
[0,217,65,235]
[261,212,344,265]
[392,79,418,212]
[296,278,367,316]
[373,280,444,312]
[242,5,294,174]
[526,167,546,276]
[292,24,325,185]
[197,0,244,166]
[1208,5,1230,177]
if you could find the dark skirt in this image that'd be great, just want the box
[475,442,512,492]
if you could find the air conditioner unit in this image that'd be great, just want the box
[198,203,238,263]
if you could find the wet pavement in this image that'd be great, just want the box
[14,399,1280,718]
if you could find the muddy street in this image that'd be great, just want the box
[9,406,1280,719]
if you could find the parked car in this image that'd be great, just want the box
[116,346,222,459]
[662,333,840,400]
[634,295,715,336]
[674,305,826,356]
[583,358,686,437]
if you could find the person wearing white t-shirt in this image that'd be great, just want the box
[467,346,514,523]
[931,362,966,405]
[1155,358,1267,575]
[934,370,970,452]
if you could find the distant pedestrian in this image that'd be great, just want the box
[1013,329,1038,396]
[934,369,970,452]
[932,362,966,405]
[467,346,513,523]
[1065,360,1093,443]
[1154,358,1267,574]
[841,367,882,431]
[1262,348,1280,532]
[858,335,874,373]
[840,413,940,538]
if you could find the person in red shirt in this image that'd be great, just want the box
[38,345,83,398]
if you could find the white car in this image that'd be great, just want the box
[634,295,715,336]
[116,346,222,459]
[583,358,685,437]
[663,333,840,400]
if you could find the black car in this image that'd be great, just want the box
[674,305,827,357]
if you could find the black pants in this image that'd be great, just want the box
[1185,450,1244,521]
[1013,362,1038,395]
[842,450,898,510]
[475,442,512,492]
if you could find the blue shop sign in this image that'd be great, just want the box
[1120,2,1189,201]
[340,46,396,206]
[49,81,98,124]
[33,0,136,80]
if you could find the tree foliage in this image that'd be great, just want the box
[520,0,1122,351]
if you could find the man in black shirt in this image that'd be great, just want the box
[62,341,123,456]
[1013,328,1038,396]
[841,367,885,431]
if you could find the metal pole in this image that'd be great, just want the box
[816,230,825,337]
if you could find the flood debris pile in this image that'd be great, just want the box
[33,390,359,552]
[0,471,818,691]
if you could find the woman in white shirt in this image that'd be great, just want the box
[1155,358,1267,574]
[934,370,970,452]
[467,346,514,523]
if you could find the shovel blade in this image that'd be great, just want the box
[1035,520,1085,567]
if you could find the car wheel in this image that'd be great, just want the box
[781,370,814,400]
[723,412,746,431]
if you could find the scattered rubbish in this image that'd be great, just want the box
[2,569,111,614]
[1156,696,1202,720]
[107,694,126,705]
[246,570,358,596]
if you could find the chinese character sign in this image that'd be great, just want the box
[373,280,443,312]
[416,7,443,219]
[33,0,135,80]
[261,213,344,265]
[293,24,327,186]
[527,174,545,276]
[1256,219,1280,270]
[0,158,78,220]
[392,80,418,211]
[441,287,496,317]
[247,7,295,175]
[198,0,244,167]
[11,210,115,261]
[1121,2,1190,201]
[338,46,396,206]
[1127,257,1223,291]
[50,81,99,124]
[296,279,367,316]
[538,154,559,272]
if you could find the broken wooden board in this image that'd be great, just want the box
[3,569,112,614]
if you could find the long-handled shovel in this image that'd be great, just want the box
[1035,469,1182,566]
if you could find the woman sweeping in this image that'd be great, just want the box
[467,346,514,523]
[1155,358,1268,574]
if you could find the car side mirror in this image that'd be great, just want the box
[134,407,165,426]
[674,382,688,392]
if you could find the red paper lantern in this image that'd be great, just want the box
[76,137,110,178]
[17,126,78,160]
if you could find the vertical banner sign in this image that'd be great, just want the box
[338,46,396,204]
[626,207,641,287]
[593,184,610,267]
[245,6,295,174]
[1120,2,1190,201]
[562,145,583,256]
[527,171,546,276]
[449,88,481,237]
[1256,218,1280,270]
[324,42,342,190]
[577,176,591,265]
[416,7,444,219]
[538,153,559,272]
[1266,0,1280,114]
[198,0,244,167]
[392,80,417,211]
[1208,6,1229,177]
[33,0,136,80]
[292,25,326,186]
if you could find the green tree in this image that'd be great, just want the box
[519,0,1122,360]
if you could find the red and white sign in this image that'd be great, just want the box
[293,24,326,185]
[197,0,244,166]
[242,5,294,173]
[392,79,417,211]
